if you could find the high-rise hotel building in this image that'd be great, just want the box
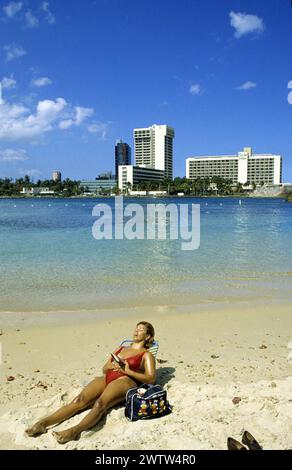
[118,124,174,191]
[186,147,282,185]
[134,124,175,180]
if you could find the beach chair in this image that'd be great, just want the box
[120,339,159,359]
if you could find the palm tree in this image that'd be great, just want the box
[235,182,244,194]
[125,181,132,194]
[24,175,30,185]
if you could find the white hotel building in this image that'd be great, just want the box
[118,124,174,191]
[118,165,165,191]
[186,147,282,185]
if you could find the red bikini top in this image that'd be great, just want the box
[112,346,146,371]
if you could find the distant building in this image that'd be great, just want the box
[80,178,116,194]
[21,187,55,195]
[118,165,164,191]
[134,124,174,180]
[186,147,282,185]
[52,170,62,182]
[115,140,131,179]
[96,171,114,180]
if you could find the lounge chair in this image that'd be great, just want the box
[120,339,159,359]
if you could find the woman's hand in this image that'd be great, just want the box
[119,360,131,376]
[103,363,115,375]
[107,360,132,376]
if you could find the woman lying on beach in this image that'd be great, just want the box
[25,321,156,444]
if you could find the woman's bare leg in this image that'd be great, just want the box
[25,376,106,437]
[52,377,136,444]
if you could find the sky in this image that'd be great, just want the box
[1,0,292,182]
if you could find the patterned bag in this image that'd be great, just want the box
[125,383,172,421]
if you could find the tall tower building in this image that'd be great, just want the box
[133,124,174,180]
[115,140,131,179]
[52,170,62,182]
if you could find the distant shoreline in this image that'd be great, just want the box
[0,194,288,200]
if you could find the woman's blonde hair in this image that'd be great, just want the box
[137,321,155,349]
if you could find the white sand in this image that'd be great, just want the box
[0,303,291,450]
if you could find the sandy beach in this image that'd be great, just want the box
[0,302,291,450]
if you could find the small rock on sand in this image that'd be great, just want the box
[232,396,241,405]
[36,381,48,390]
[7,376,15,382]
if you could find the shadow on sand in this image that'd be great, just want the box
[89,366,175,434]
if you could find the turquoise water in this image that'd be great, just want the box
[0,197,292,312]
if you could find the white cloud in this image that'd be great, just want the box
[0,148,28,161]
[87,121,109,139]
[27,98,67,127]
[236,81,257,90]
[189,83,201,95]
[59,119,74,129]
[288,81,292,105]
[230,11,264,38]
[31,77,52,87]
[1,75,17,89]
[0,95,96,141]
[59,106,94,129]
[3,2,55,28]
[42,1,55,24]
[75,106,94,125]
[3,44,26,62]
[25,10,39,28]
[3,1,22,18]
[0,97,67,140]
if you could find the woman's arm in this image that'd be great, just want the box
[122,352,156,385]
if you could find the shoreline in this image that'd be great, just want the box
[0,195,288,199]
[0,302,291,449]
[1,297,291,329]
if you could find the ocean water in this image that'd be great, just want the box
[0,197,292,313]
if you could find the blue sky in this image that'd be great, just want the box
[1,0,292,181]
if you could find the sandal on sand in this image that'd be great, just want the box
[227,437,247,450]
[242,431,263,450]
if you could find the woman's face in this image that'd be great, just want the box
[133,324,149,343]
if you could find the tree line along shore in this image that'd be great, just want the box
[1,175,290,199]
